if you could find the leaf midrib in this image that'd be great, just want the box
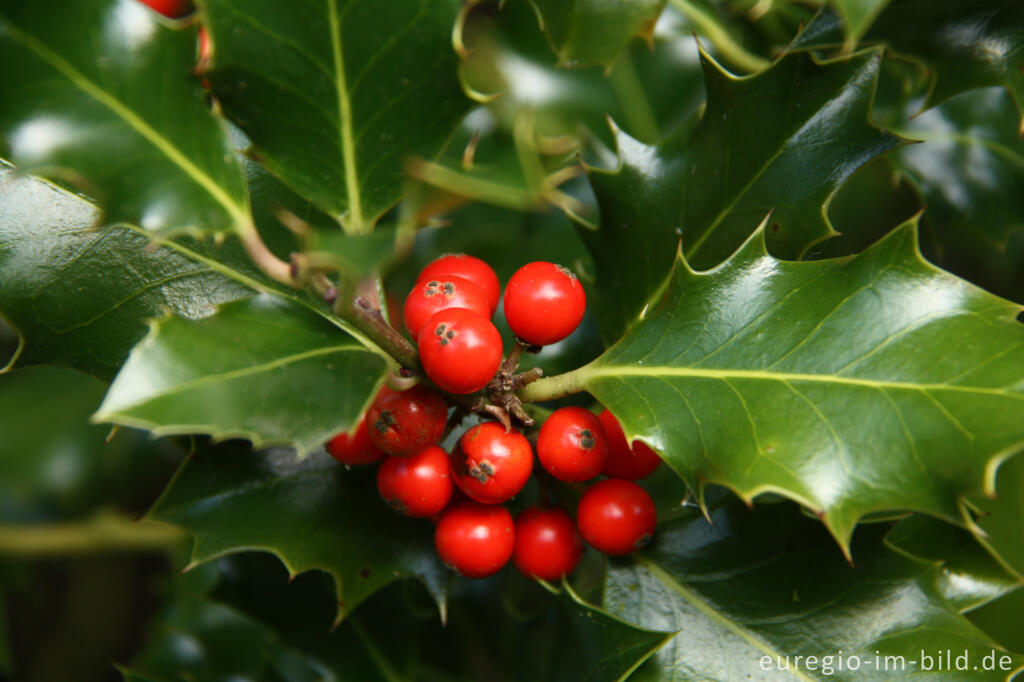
[2,21,248,225]
[328,0,366,233]
[585,365,1023,399]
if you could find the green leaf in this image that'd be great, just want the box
[828,0,891,48]
[95,295,387,455]
[886,514,1022,611]
[0,0,249,235]
[202,0,470,232]
[0,163,256,379]
[527,0,666,67]
[888,88,1024,304]
[147,445,450,622]
[973,453,1024,579]
[603,500,1024,681]
[524,218,1024,549]
[680,47,903,268]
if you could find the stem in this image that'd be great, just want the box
[669,0,771,73]
[0,512,185,555]
[516,366,588,403]
[237,220,296,286]
[334,279,420,370]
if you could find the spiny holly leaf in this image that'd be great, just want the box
[886,514,1022,611]
[680,47,903,269]
[0,163,254,380]
[794,1,1024,132]
[147,445,450,624]
[581,124,687,344]
[0,0,249,235]
[526,0,666,67]
[524,217,1024,549]
[888,88,1024,304]
[95,295,387,455]
[828,0,891,48]
[973,453,1024,580]
[603,500,1024,681]
[202,0,469,232]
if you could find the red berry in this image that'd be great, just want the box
[577,479,656,556]
[326,418,386,466]
[598,409,661,480]
[513,507,584,581]
[503,262,586,346]
[403,275,490,340]
[418,254,500,315]
[435,501,514,578]
[418,308,502,394]
[450,422,533,504]
[137,0,192,17]
[536,407,608,482]
[366,385,447,457]
[376,446,453,518]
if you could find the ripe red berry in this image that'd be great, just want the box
[376,445,453,518]
[450,422,533,504]
[418,254,500,315]
[536,407,608,482]
[403,275,490,340]
[503,262,586,346]
[326,418,385,466]
[513,507,584,581]
[598,409,661,480]
[366,385,447,457]
[137,0,192,17]
[418,308,502,394]
[577,479,656,556]
[435,501,514,578]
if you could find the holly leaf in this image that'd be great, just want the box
[202,0,469,232]
[526,217,1024,549]
[0,0,249,235]
[94,295,387,455]
[828,0,891,48]
[147,445,449,623]
[603,500,1024,681]
[973,452,1024,579]
[0,163,255,380]
[888,88,1024,304]
[680,47,903,269]
[526,0,666,67]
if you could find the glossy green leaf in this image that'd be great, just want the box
[95,295,387,455]
[603,500,1024,681]
[973,453,1024,579]
[202,0,469,232]
[888,88,1024,304]
[828,0,891,47]
[886,514,1022,611]
[969,588,1024,655]
[527,0,666,67]
[147,445,449,622]
[524,219,1024,548]
[680,47,902,268]
[0,163,257,379]
[0,0,249,235]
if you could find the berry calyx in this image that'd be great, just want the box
[450,422,533,504]
[503,261,586,346]
[417,254,501,315]
[536,406,608,482]
[576,479,656,556]
[403,275,490,340]
[137,0,192,17]
[513,507,584,581]
[435,501,515,578]
[598,409,661,480]
[326,418,386,466]
[366,385,448,457]
[418,308,502,394]
[376,445,453,518]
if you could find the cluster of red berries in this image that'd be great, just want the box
[327,254,660,581]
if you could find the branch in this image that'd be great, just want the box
[334,281,420,370]
[0,512,185,555]
[516,366,587,403]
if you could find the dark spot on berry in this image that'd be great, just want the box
[578,429,594,449]
[445,330,456,339]
[424,281,440,296]
[435,323,447,336]
[634,533,652,550]
[442,281,455,295]
[469,459,495,483]
[374,410,397,433]
[360,568,371,578]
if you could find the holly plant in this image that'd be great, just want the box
[2,0,1024,680]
